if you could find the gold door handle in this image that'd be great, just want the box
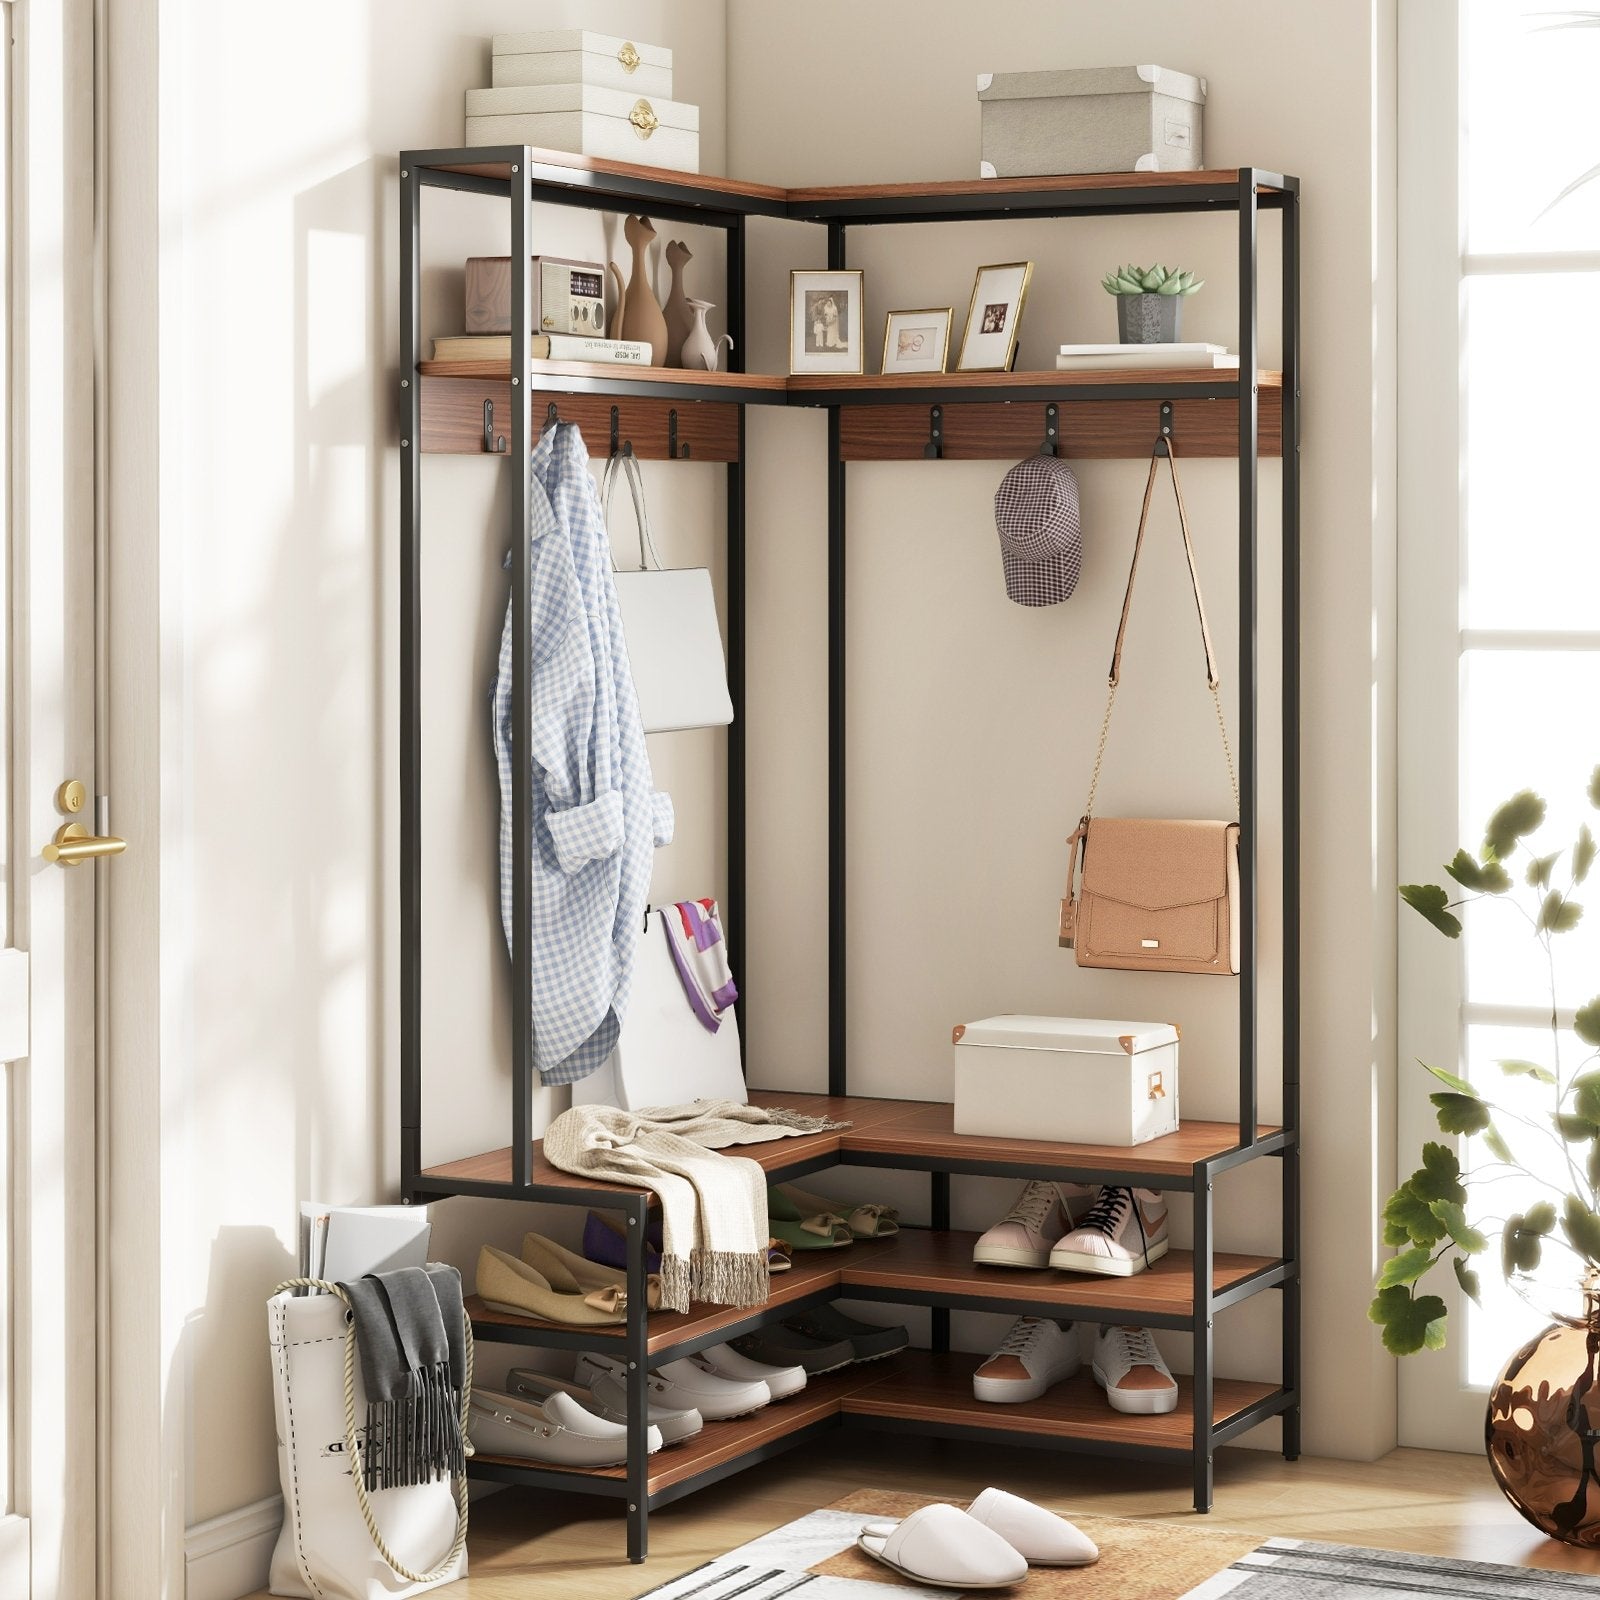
[42,822,127,866]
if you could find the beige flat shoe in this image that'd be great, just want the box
[476,1244,635,1326]
[778,1183,900,1239]
[521,1231,662,1311]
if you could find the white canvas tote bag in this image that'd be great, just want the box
[573,907,746,1111]
[268,1282,469,1599]
[602,448,734,733]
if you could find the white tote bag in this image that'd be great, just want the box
[573,907,747,1111]
[268,1282,469,1599]
[603,448,735,733]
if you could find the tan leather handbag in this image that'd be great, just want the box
[1059,439,1241,976]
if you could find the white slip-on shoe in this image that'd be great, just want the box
[965,1487,1099,1567]
[972,1316,1080,1403]
[972,1181,1095,1268]
[857,1504,1028,1589]
[1092,1324,1179,1415]
[693,1341,808,1399]
[1048,1186,1170,1277]
[649,1356,770,1420]
[467,1387,662,1466]
[508,1365,703,1446]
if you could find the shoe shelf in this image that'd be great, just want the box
[414,1090,1289,1204]
[400,148,1301,1561]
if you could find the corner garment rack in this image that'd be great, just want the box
[399,146,1301,1565]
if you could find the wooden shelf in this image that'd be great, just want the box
[418,359,789,393]
[843,1352,1280,1452]
[786,367,1279,396]
[842,1231,1280,1324]
[417,1091,1285,1203]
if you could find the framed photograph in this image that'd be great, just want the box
[790,270,866,375]
[956,261,1035,371]
[881,308,952,375]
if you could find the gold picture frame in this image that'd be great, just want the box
[789,270,866,375]
[881,307,953,375]
[956,261,1035,372]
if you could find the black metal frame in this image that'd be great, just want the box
[397,150,1301,1562]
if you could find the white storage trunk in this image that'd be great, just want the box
[977,66,1206,177]
[465,84,699,173]
[952,1015,1179,1147]
[491,30,672,99]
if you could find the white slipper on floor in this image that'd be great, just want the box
[856,1504,1028,1589]
[966,1486,1099,1567]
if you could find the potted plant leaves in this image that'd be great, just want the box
[1101,263,1204,343]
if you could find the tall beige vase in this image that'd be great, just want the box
[616,215,669,366]
[662,240,695,367]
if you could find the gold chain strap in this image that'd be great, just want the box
[1082,678,1119,818]
[275,1277,474,1586]
[1211,680,1241,815]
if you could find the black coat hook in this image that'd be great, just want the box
[923,404,944,460]
[482,398,507,454]
[1039,402,1060,457]
[1156,399,1174,455]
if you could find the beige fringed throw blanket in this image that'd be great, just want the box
[542,1100,851,1311]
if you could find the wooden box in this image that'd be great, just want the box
[490,30,672,99]
[465,84,699,173]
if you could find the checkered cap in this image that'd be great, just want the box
[993,454,1083,606]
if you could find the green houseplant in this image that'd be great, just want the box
[1100,263,1203,344]
[1380,766,1600,1544]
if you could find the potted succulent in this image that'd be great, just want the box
[1101,263,1204,343]
[1379,767,1600,1545]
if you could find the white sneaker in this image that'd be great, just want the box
[1092,1324,1178,1415]
[972,1316,1080,1403]
[972,1181,1095,1268]
[694,1341,807,1399]
[573,1351,738,1432]
[512,1364,703,1446]
[1049,1186,1169,1277]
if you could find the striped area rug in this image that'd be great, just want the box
[1181,1538,1600,1598]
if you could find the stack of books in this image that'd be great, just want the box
[1056,341,1238,371]
[430,331,653,365]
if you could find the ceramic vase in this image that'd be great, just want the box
[681,299,734,373]
[1485,1269,1600,1546]
[1117,293,1183,344]
[662,240,695,367]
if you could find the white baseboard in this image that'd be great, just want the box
[185,1495,281,1600]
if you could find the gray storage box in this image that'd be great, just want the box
[977,66,1206,178]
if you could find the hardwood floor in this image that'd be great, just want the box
[242,1433,1600,1598]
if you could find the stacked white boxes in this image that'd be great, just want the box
[465,31,699,173]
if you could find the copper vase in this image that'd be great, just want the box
[1486,1269,1600,1545]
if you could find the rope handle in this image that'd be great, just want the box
[275,1278,473,1587]
[1083,437,1239,818]
[600,448,665,573]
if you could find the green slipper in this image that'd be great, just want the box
[767,1187,854,1249]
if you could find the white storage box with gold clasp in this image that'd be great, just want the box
[465,84,700,174]
[952,1015,1179,1147]
[491,30,673,99]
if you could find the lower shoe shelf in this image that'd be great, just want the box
[466,1352,1286,1502]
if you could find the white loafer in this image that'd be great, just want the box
[650,1356,770,1420]
[966,1487,1098,1567]
[507,1365,703,1447]
[467,1387,661,1467]
[858,1504,1028,1589]
[694,1342,808,1399]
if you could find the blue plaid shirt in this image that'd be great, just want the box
[492,423,673,1085]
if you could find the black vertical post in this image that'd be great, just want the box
[1236,171,1260,1149]
[931,1172,951,1352]
[827,223,848,1099]
[1192,1168,1215,1513]
[510,157,534,1187]
[726,218,748,1030]
[1280,180,1303,1461]
[399,160,423,1202]
[625,1194,651,1562]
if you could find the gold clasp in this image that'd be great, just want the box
[628,98,659,139]
[617,41,641,73]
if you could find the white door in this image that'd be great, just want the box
[1,0,102,1593]
[1398,0,1600,1448]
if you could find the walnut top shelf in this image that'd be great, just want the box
[418,359,790,391]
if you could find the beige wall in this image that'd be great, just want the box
[729,0,1399,1462]
[152,0,1400,1564]
[158,0,732,1532]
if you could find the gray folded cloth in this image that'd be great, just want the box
[340,1263,466,1491]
